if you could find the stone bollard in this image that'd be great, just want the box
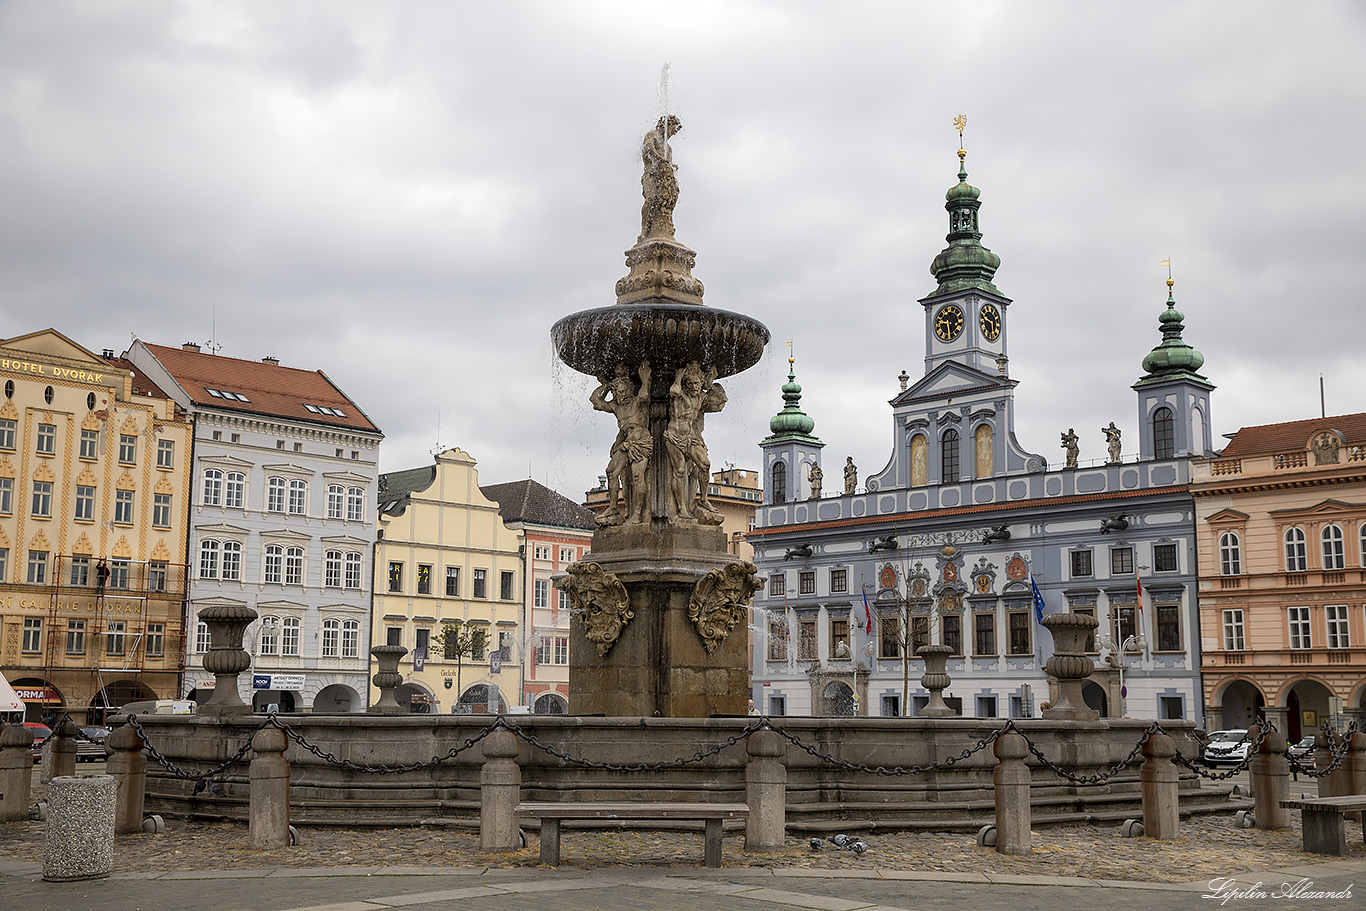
[1343,731,1366,824]
[479,730,522,851]
[249,727,291,850]
[745,729,787,852]
[1248,721,1290,830]
[106,723,147,835]
[1140,731,1180,839]
[44,775,116,882]
[0,724,36,821]
[993,732,1031,855]
[1315,730,1343,801]
[45,717,79,783]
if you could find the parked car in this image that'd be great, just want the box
[1288,736,1316,765]
[23,722,51,763]
[1203,729,1251,766]
[77,726,110,762]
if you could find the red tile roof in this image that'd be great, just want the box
[105,356,175,402]
[1219,412,1366,459]
[141,343,380,434]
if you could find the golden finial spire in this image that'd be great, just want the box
[954,114,967,162]
[785,339,795,368]
[1161,258,1174,291]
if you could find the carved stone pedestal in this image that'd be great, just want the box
[1041,613,1100,721]
[567,525,756,718]
[198,605,258,717]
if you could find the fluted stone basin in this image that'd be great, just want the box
[552,301,769,380]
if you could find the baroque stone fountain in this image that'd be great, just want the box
[553,116,769,716]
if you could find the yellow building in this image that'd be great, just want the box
[0,330,192,724]
[1193,412,1366,738]
[370,448,524,713]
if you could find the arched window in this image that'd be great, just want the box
[198,539,219,579]
[321,619,340,658]
[221,541,242,581]
[941,429,960,482]
[327,485,345,519]
[202,469,223,506]
[325,550,343,588]
[1322,524,1345,570]
[258,615,280,655]
[264,544,284,584]
[288,479,307,515]
[1284,528,1307,572]
[341,620,360,658]
[224,472,245,508]
[1218,532,1241,576]
[280,617,301,656]
[1360,523,1366,568]
[771,461,787,504]
[1152,406,1175,459]
[267,477,286,512]
[284,546,305,585]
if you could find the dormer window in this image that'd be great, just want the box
[205,387,251,402]
[303,403,347,417]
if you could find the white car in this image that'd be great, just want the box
[1203,729,1252,766]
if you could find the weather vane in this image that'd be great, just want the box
[1161,258,1174,290]
[785,338,794,367]
[953,114,967,149]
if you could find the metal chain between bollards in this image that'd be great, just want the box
[762,720,1008,775]
[126,714,272,782]
[267,715,504,773]
[1170,720,1274,780]
[1286,720,1359,779]
[504,718,766,772]
[1012,721,1158,785]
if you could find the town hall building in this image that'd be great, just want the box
[747,147,1215,725]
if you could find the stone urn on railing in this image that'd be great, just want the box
[1040,612,1100,721]
[915,644,956,718]
[369,644,409,714]
[197,604,259,717]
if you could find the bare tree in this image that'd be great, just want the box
[430,621,488,708]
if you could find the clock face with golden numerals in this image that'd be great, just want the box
[934,304,965,341]
[979,303,1002,341]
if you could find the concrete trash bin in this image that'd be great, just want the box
[43,774,116,882]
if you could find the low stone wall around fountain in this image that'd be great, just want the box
[130,713,1236,831]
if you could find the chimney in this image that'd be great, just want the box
[262,356,280,366]
[101,349,115,359]
[182,342,201,352]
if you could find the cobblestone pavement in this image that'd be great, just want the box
[3,771,1362,911]
[2,809,1362,882]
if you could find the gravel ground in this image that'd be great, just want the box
[2,810,1361,883]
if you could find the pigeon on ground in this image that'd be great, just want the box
[809,837,822,851]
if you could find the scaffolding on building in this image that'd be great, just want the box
[41,554,189,724]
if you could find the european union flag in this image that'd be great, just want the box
[1029,575,1046,624]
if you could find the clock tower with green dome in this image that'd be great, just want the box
[1132,278,1216,460]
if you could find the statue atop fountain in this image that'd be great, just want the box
[551,114,769,717]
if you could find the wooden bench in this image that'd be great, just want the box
[1280,796,1366,856]
[514,802,749,867]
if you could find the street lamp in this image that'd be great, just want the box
[1097,627,1147,718]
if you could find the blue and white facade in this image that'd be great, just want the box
[748,152,1215,725]
[128,342,383,713]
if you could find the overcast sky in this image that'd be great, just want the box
[2,2,1362,501]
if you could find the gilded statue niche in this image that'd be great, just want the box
[559,562,633,657]
[688,561,764,655]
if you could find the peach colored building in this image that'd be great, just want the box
[1192,413,1366,739]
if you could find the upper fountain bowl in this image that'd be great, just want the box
[552,301,769,380]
